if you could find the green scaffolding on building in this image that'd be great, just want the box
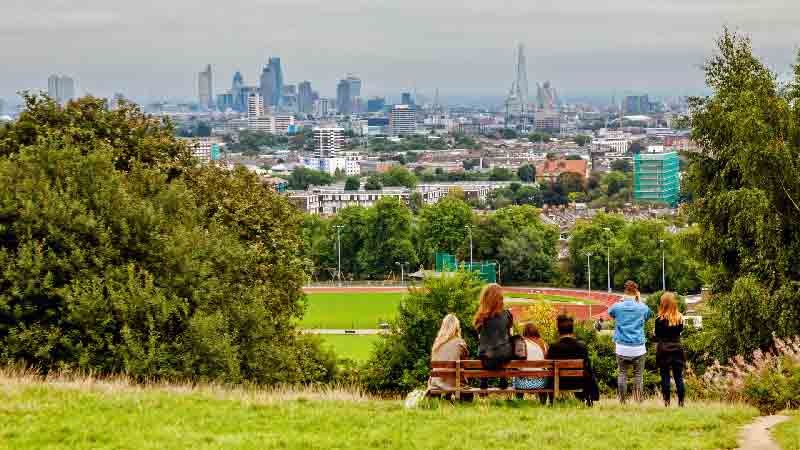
[633,151,680,207]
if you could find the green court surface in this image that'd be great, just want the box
[301,292,404,329]
[321,335,381,362]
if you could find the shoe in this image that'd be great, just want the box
[678,399,685,407]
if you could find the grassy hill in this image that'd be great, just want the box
[0,371,757,450]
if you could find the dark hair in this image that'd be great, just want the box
[522,323,541,339]
[556,314,574,335]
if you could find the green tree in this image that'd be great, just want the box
[364,177,382,190]
[417,198,473,257]
[497,223,559,282]
[344,176,360,191]
[575,134,592,147]
[361,271,482,394]
[358,197,418,278]
[558,172,585,194]
[518,164,536,182]
[489,167,513,181]
[287,167,334,190]
[610,159,632,172]
[682,30,800,360]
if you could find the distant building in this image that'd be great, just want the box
[247,93,264,118]
[536,81,558,111]
[314,98,331,117]
[179,136,223,163]
[232,71,245,111]
[248,115,295,135]
[390,104,416,136]
[297,81,314,114]
[47,74,76,104]
[624,95,654,115]
[336,79,351,114]
[533,110,561,131]
[216,91,234,111]
[535,158,589,183]
[314,127,344,158]
[198,65,213,109]
[401,92,414,107]
[367,97,386,113]
[634,152,679,206]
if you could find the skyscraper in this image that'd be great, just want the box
[266,57,283,107]
[336,79,351,115]
[297,81,314,114]
[314,127,344,158]
[247,93,264,118]
[390,104,416,136]
[401,92,414,107]
[537,81,559,111]
[48,74,76,105]
[515,44,529,106]
[367,97,386,113]
[198,65,213,109]
[232,71,245,112]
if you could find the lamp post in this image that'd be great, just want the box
[464,225,474,267]
[603,227,612,293]
[659,239,666,291]
[395,261,406,285]
[334,225,344,285]
[584,251,593,293]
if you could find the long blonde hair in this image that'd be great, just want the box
[658,292,683,327]
[432,314,462,353]
[473,283,504,329]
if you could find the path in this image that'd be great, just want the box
[737,415,790,450]
[303,329,384,335]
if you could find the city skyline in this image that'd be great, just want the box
[1,0,798,102]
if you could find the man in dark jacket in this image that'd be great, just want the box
[547,314,599,406]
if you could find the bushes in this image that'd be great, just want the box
[688,336,800,414]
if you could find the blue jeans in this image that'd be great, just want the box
[617,354,645,403]
[660,365,685,404]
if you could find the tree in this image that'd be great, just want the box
[518,164,536,182]
[528,132,552,143]
[682,30,800,360]
[361,271,482,394]
[344,176,360,191]
[287,167,334,190]
[0,94,333,384]
[566,154,583,160]
[498,223,559,282]
[364,177,382,190]
[358,197,418,278]
[489,167,513,181]
[610,159,632,173]
[558,172,585,194]
[417,198,473,257]
[575,134,592,147]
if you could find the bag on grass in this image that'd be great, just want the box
[404,388,429,409]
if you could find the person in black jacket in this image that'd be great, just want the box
[547,314,599,406]
[473,283,513,390]
[655,292,686,407]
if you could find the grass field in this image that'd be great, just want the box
[504,293,597,305]
[301,292,404,329]
[0,378,758,450]
[321,335,381,361]
[774,412,800,450]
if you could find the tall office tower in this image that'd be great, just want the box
[263,57,283,107]
[259,66,275,108]
[390,104,416,136]
[198,65,213,109]
[634,151,679,206]
[624,95,652,115]
[514,43,529,106]
[232,71,245,111]
[346,74,361,98]
[313,127,344,158]
[297,81,314,114]
[247,93,265,118]
[48,74,76,105]
[536,81,559,111]
[401,92,414,107]
[336,79,351,114]
[367,97,386,113]
[315,98,330,117]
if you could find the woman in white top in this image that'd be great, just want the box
[512,323,549,390]
[429,314,469,391]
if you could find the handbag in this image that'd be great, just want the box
[510,335,527,360]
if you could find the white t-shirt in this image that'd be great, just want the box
[616,343,646,358]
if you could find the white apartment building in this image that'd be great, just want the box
[390,104,417,136]
[303,157,360,176]
[313,127,344,158]
[248,115,296,135]
[247,93,264,118]
[179,137,223,163]
[591,130,630,155]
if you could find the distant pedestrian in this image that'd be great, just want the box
[608,280,653,403]
[655,292,686,407]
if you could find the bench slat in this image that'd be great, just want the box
[432,360,582,369]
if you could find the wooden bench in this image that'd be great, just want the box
[429,359,585,399]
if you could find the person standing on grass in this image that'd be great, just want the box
[429,314,469,392]
[655,292,686,407]
[608,280,653,404]
[473,283,513,390]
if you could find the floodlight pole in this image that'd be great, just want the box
[659,239,666,291]
[584,252,594,293]
[603,227,611,293]
[465,225,473,266]
[334,225,344,286]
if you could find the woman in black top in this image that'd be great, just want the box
[473,283,513,389]
[655,292,686,407]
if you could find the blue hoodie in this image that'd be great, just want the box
[609,296,653,346]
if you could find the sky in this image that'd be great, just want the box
[1,0,798,104]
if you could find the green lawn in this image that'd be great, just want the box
[0,383,757,450]
[774,412,800,450]
[321,335,381,362]
[505,293,597,305]
[301,292,404,329]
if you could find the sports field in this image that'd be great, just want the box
[504,293,598,305]
[320,335,381,362]
[301,292,404,329]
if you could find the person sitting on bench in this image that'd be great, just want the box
[429,314,469,392]
[473,283,513,390]
[512,323,548,390]
[547,314,598,406]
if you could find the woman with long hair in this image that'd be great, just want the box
[473,283,513,389]
[429,314,469,391]
[655,292,686,407]
[608,280,653,403]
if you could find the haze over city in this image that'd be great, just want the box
[1,0,799,102]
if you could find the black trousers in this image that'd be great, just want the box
[479,357,510,389]
[659,364,685,403]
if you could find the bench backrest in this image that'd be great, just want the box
[431,359,584,379]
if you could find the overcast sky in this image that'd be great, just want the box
[1,0,798,103]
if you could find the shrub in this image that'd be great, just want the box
[514,303,557,343]
[360,271,481,394]
[689,336,800,414]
